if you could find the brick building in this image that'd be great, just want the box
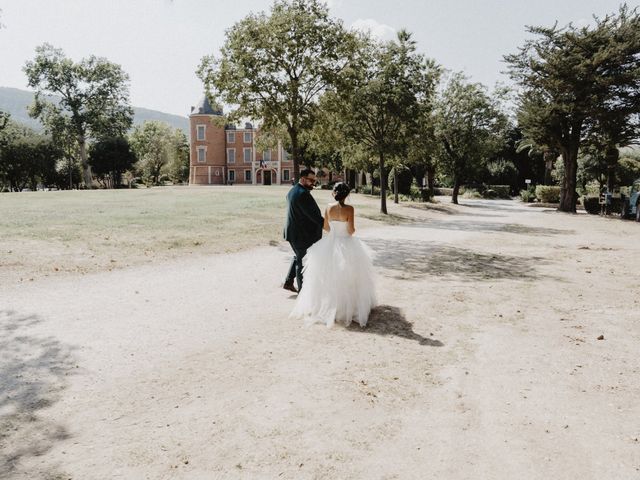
[189,96,296,186]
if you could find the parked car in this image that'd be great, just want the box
[621,179,640,221]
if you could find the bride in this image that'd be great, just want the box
[289,182,377,328]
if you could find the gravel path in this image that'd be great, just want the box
[1,199,639,479]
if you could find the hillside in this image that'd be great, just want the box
[0,86,189,133]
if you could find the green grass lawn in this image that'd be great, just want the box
[0,185,401,283]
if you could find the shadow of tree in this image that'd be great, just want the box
[360,212,423,225]
[0,310,76,479]
[456,200,545,214]
[406,220,574,236]
[365,238,549,282]
[349,305,443,347]
[406,203,505,218]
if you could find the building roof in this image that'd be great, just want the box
[191,96,223,116]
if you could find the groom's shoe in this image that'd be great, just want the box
[283,282,298,293]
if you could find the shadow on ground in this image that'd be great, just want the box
[410,220,574,236]
[406,203,505,218]
[365,238,549,282]
[0,310,75,479]
[349,305,443,347]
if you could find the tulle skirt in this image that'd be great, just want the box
[289,232,377,328]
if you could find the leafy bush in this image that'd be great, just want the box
[582,196,600,214]
[434,187,453,196]
[520,189,536,202]
[360,185,374,195]
[535,185,561,203]
[462,188,482,199]
[420,187,434,202]
[483,189,498,199]
[487,185,511,199]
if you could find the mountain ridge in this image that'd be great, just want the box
[0,86,190,133]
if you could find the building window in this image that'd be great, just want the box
[243,148,252,163]
[263,149,271,162]
[245,170,251,182]
[196,125,205,141]
[282,150,289,162]
[244,131,252,143]
[227,131,235,143]
[228,170,235,182]
[197,147,206,163]
[283,169,290,181]
[227,148,236,163]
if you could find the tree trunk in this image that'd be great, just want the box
[393,168,399,204]
[78,136,92,188]
[426,165,435,199]
[379,151,387,214]
[558,145,579,212]
[289,128,300,182]
[605,146,619,193]
[452,176,461,205]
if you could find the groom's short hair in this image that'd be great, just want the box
[300,168,315,178]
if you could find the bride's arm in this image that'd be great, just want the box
[347,206,356,235]
[323,206,330,232]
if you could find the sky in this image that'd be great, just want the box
[0,0,635,117]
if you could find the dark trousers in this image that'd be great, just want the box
[285,242,309,291]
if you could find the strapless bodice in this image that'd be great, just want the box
[329,220,350,237]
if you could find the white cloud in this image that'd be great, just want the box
[350,18,397,41]
[325,0,343,10]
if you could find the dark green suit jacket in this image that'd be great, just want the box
[284,183,324,246]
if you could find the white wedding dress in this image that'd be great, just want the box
[289,220,377,328]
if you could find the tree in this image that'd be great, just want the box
[89,137,137,188]
[165,129,190,184]
[0,112,9,133]
[130,121,173,186]
[434,73,508,204]
[505,6,640,212]
[617,150,640,186]
[197,0,358,181]
[24,43,133,188]
[335,31,440,213]
[405,101,439,199]
[0,123,62,191]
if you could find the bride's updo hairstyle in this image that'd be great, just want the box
[333,182,351,206]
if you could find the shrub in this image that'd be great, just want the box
[407,185,425,201]
[483,189,498,199]
[434,187,453,196]
[520,189,536,202]
[535,185,561,203]
[487,185,511,199]
[582,196,600,214]
[420,187,434,202]
[462,189,482,199]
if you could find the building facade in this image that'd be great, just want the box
[189,96,296,186]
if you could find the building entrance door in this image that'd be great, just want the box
[263,170,272,185]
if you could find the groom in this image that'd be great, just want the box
[283,168,324,293]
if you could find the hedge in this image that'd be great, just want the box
[535,185,561,203]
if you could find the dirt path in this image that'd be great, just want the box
[1,198,639,479]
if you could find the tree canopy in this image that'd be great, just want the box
[505,5,640,211]
[333,30,440,213]
[197,0,358,180]
[434,73,508,204]
[24,43,133,188]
